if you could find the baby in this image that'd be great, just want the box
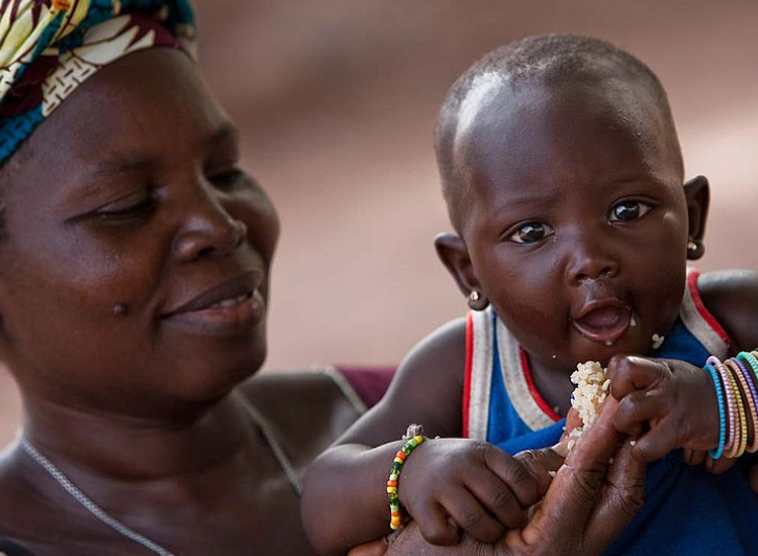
[302,35,758,555]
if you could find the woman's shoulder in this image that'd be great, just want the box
[697,269,758,351]
[237,367,394,466]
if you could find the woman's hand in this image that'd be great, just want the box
[384,397,645,556]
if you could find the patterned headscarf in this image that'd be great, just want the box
[0,0,196,166]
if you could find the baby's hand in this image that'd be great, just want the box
[398,438,556,546]
[608,355,720,462]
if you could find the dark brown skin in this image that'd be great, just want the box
[384,399,646,556]
[0,48,364,556]
[302,73,758,555]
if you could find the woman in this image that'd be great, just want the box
[0,1,644,555]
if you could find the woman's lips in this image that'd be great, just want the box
[572,301,632,345]
[162,289,266,336]
[161,271,266,336]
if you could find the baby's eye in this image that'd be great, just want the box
[608,200,652,222]
[509,222,555,244]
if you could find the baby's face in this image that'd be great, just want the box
[452,77,690,370]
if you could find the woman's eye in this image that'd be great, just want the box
[209,169,246,189]
[609,200,652,222]
[509,222,555,244]
[96,194,155,221]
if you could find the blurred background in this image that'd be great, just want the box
[1,0,757,443]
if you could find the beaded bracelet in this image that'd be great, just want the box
[387,426,427,531]
[724,359,749,458]
[738,352,758,452]
[730,356,758,454]
[703,363,727,460]
[704,352,758,459]
[707,356,736,457]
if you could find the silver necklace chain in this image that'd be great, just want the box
[18,397,301,556]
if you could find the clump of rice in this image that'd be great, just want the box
[567,361,610,451]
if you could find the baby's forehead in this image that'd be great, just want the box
[450,75,679,193]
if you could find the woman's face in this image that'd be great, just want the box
[0,49,280,415]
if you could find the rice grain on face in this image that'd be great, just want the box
[567,361,608,450]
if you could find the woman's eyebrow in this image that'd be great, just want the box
[88,155,156,179]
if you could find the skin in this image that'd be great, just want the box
[384,399,646,556]
[302,71,758,555]
[0,48,365,555]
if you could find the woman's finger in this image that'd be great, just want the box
[386,522,499,556]
[521,397,640,554]
[514,447,564,496]
[585,434,646,551]
[348,539,388,556]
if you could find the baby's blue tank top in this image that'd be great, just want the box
[462,269,758,555]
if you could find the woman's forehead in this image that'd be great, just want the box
[16,48,232,183]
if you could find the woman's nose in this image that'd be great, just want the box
[171,191,248,262]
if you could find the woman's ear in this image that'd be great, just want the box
[434,233,489,310]
[683,175,710,260]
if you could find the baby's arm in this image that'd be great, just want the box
[609,270,758,464]
[301,319,547,555]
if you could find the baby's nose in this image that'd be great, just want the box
[566,246,619,284]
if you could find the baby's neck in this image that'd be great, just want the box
[528,357,575,417]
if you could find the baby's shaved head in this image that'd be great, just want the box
[435,34,683,229]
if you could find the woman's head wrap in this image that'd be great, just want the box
[0,0,196,166]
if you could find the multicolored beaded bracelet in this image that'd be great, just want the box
[703,363,727,460]
[387,426,427,531]
[738,352,758,452]
[708,356,736,457]
[703,352,758,460]
[730,357,758,453]
[724,359,749,458]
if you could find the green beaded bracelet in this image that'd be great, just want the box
[387,428,427,531]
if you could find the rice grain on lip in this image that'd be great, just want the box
[567,361,609,451]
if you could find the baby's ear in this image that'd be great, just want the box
[434,233,488,310]
[683,176,710,260]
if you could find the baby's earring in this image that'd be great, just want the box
[687,238,704,260]
[467,290,489,310]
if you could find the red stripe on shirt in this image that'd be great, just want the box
[688,270,731,346]
[463,312,474,438]
[519,347,561,422]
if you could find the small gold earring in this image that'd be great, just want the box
[468,290,481,303]
[687,240,698,253]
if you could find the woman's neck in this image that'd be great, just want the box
[19,389,261,481]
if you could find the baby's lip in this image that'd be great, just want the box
[572,298,631,345]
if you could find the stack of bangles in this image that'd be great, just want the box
[387,431,427,531]
[704,351,758,459]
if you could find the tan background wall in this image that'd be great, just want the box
[1,0,757,444]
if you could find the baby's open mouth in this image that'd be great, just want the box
[572,300,632,346]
